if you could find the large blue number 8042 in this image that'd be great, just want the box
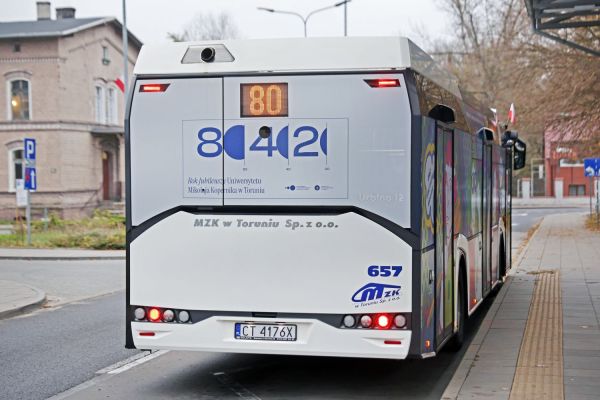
[196,125,328,160]
[197,127,223,157]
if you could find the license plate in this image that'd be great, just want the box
[234,323,297,341]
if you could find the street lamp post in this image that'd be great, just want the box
[258,0,351,38]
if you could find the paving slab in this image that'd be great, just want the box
[442,213,600,400]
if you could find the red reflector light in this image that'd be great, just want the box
[365,79,400,88]
[384,340,402,345]
[376,314,392,329]
[148,308,161,322]
[140,84,170,93]
[139,331,155,337]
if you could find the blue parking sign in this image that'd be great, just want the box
[584,158,600,177]
[24,167,37,190]
[24,138,36,161]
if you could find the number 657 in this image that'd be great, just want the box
[368,265,402,277]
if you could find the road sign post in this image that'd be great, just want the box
[23,138,36,246]
[15,179,28,207]
[590,176,594,215]
[584,158,600,228]
[596,177,600,227]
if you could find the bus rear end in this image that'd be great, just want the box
[127,38,417,359]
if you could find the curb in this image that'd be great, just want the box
[0,283,47,320]
[0,256,125,261]
[440,219,543,400]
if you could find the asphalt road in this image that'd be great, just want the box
[0,292,138,400]
[0,208,588,400]
[52,296,495,400]
[511,206,587,233]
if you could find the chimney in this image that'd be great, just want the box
[36,2,51,20]
[56,7,76,19]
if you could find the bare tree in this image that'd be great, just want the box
[168,12,239,42]
[435,0,600,145]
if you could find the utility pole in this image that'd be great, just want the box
[344,1,348,36]
[122,0,129,94]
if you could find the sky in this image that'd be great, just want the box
[1,0,451,49]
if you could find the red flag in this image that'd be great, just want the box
[508,103,516,124]
[115,76,125,93]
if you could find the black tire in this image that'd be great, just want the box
[447,270,466,352]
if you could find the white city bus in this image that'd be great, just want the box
[125,37,525,359]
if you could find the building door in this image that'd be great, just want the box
[435,126,454,346]
[102,151,111,200]
[482,144,493,295]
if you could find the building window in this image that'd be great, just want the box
[102,46,110,65]
[9,79,31,120]
[8,148,24,191]
[107,87,118,124]
[559,158,583,167]
[95,85,106,123]
[568,185,586,196]
[13,44,21,52]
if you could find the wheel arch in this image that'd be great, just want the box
[454,234,469,332]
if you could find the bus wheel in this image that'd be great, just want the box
[447,269,466,351]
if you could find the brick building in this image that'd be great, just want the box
[0,2,141,218]
[544,121,598,198]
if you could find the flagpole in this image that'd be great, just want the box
[122,0,128,95]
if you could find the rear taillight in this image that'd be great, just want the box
[178,310,190,323]
[134,307,146,320]
[394,314,407,328]
[139,83,170,93]
[132,306,192,324]
[162,309,175,322]
[342,313,409,330]
[148,308,161,322]
[359,315,373,328]
[343,315,356,328]
[375,314,392,329]
[364,79,400,88]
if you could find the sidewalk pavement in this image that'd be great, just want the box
[0,280,46,320]
[0,248,125,260]
[443,213,600,400]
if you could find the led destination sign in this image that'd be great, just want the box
[241,83,288,117]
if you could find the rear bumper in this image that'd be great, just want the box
[132,316,411,359]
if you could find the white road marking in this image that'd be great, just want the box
[512,223,519,226]
[513,213,528,217]
[95,351,151,374]
[49,351,168,399]
[107,350,168,374]
[213,371,262,400]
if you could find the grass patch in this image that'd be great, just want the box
[585,213,600,232]
[0,210,125,249]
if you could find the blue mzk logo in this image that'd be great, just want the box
[351,283,401,303]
